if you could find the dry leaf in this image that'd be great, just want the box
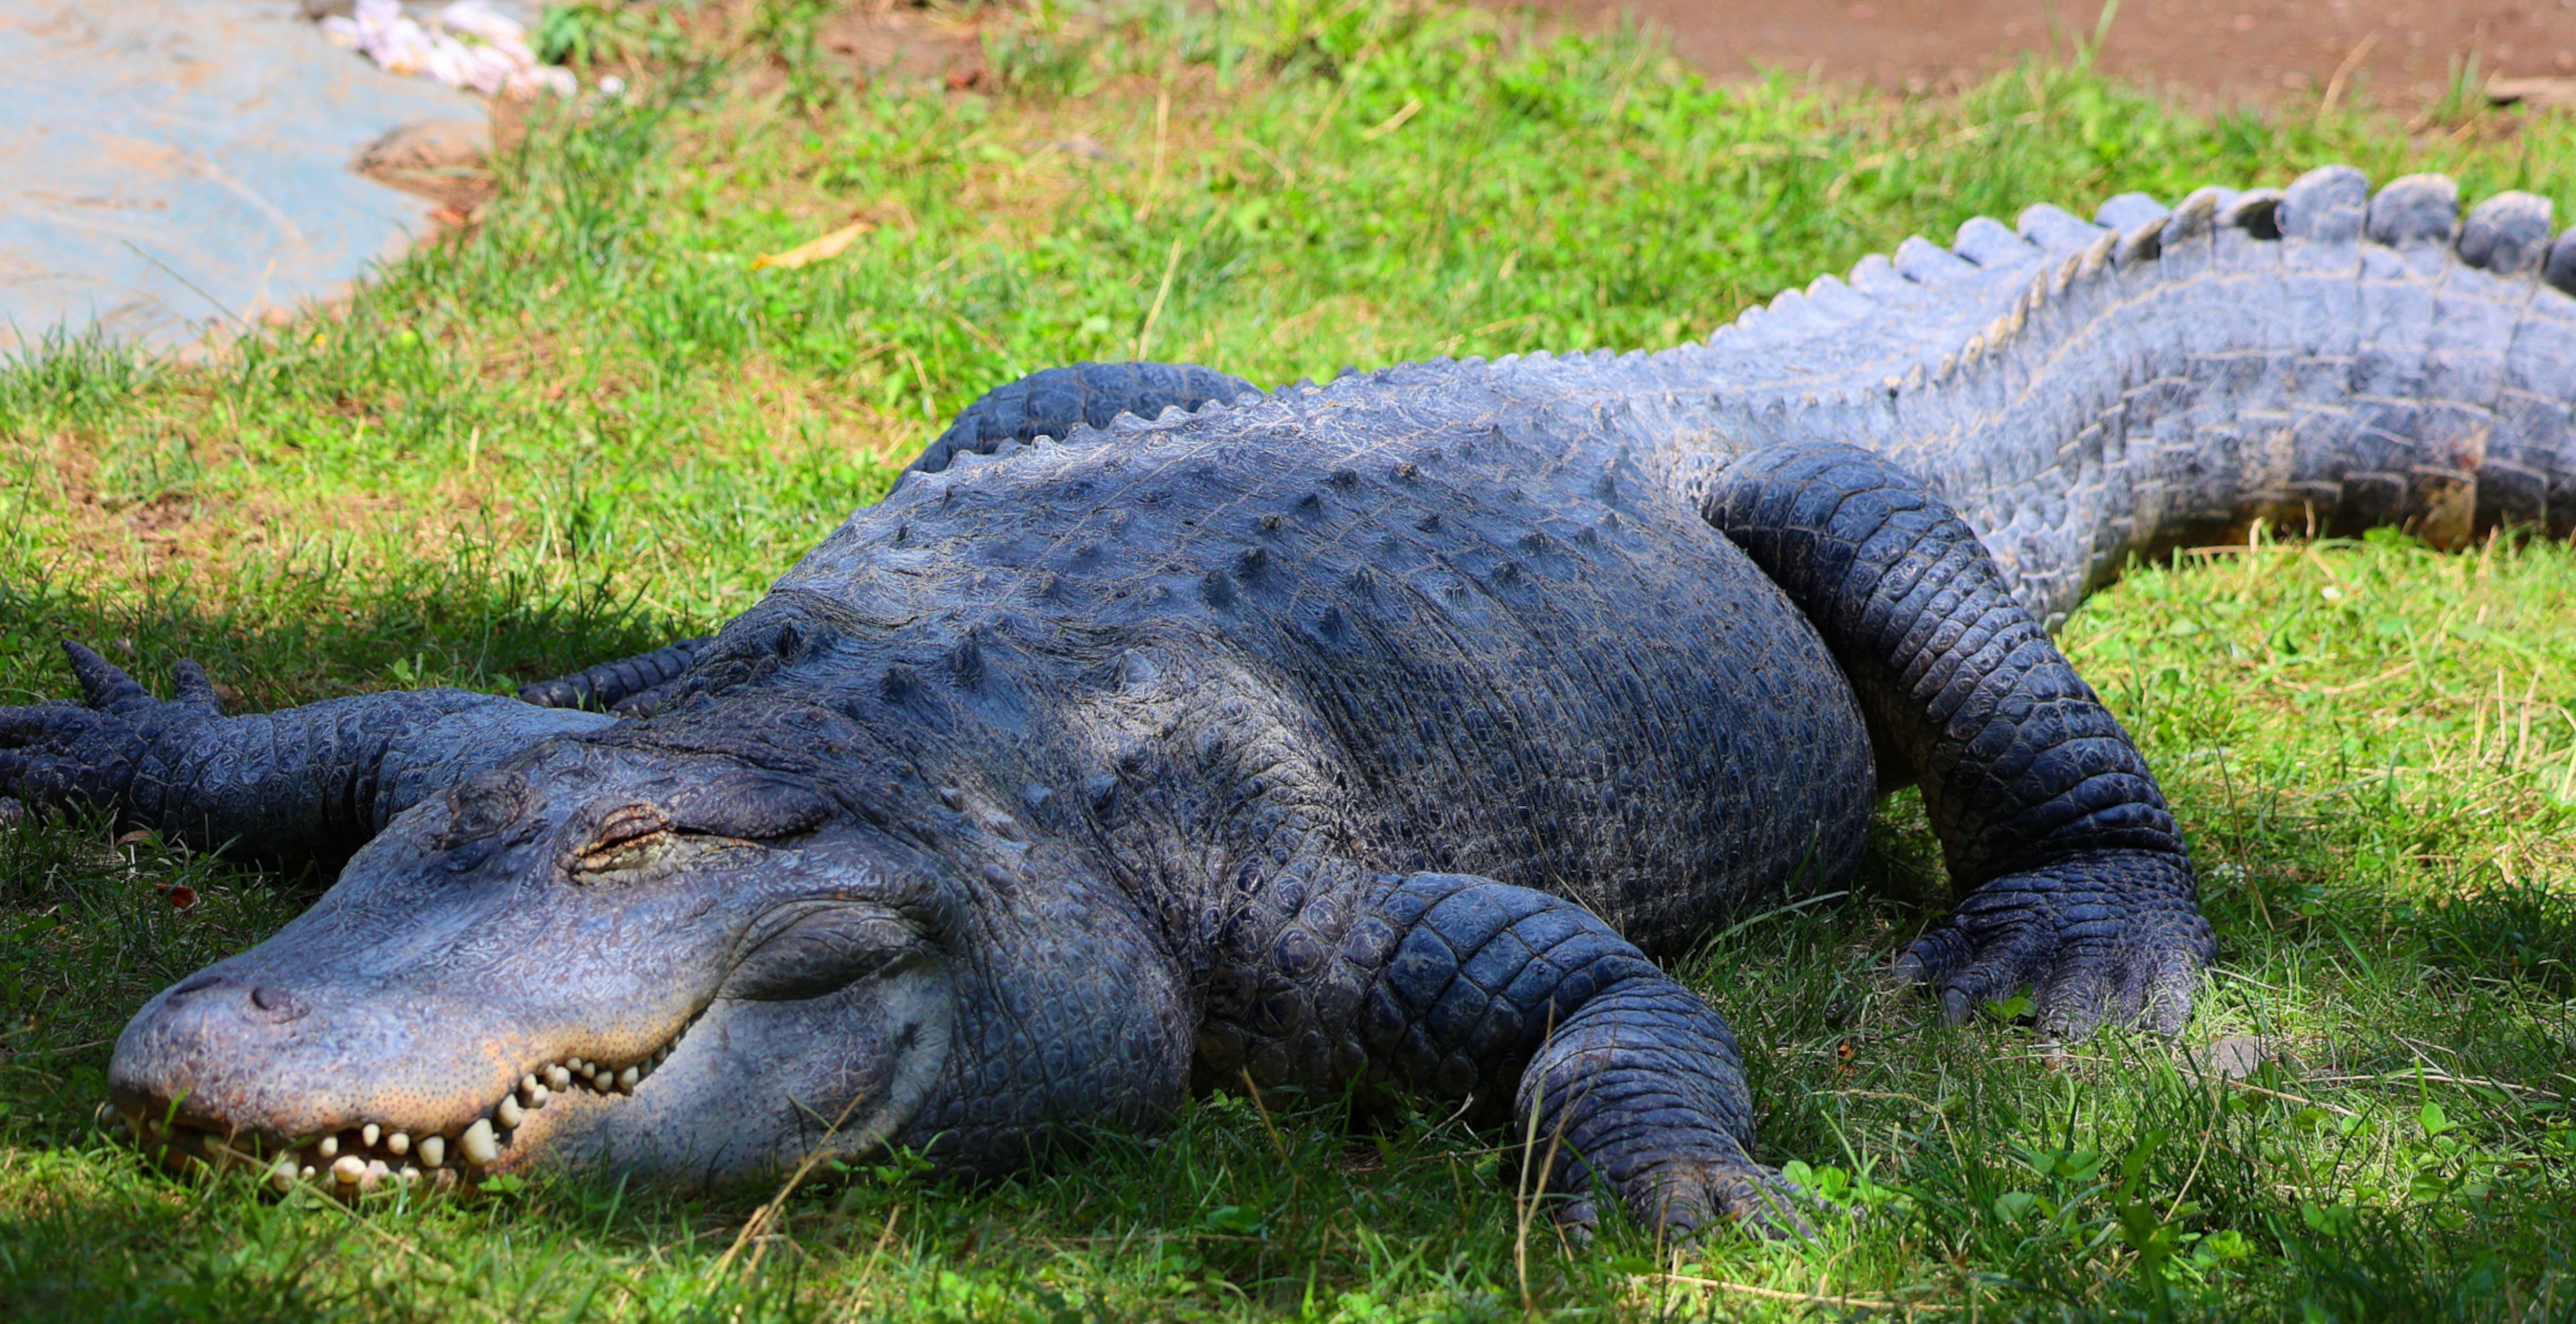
[2487,76,2576,108]
[753,219,876,271]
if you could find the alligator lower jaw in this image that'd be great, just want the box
[109,1040,677,1195]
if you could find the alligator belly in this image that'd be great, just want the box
[1237,485,1881,959]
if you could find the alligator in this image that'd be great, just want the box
[4,164,2572,1237]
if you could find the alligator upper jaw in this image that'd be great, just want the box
[106,962,961,1195]
[109,1030,687,1194]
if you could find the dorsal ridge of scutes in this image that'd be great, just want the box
[1676,165,2569,417]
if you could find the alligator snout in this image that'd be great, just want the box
[107,975,320,1150]
[167,973,310,1023]
[111,963,431,1144]
[114,973,330,1111]
[110,955,692,1193]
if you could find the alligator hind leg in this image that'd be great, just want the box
[520,361,1260,714]
[1706,443,2215,1039]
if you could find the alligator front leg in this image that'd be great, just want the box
[1707,444,2216,1038]
[1344,873,1801,1237]
[1,641,609,866]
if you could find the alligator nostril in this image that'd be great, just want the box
[246,986,308,1023]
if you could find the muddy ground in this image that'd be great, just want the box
[843,1,2576,112]
[1529,0,2576,108]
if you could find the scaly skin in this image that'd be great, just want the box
[4,166,2572,1235]
[517,361,1260,715]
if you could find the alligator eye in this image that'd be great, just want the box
[572,806,674,877]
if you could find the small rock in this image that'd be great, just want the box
[2187,1034,2276,1082]
[1048,134,1119,162]
[356,120,495,209]
[357,119,491,176]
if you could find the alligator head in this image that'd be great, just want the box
[105,700,1184,1193]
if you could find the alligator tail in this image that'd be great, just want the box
[1669,166,2576,629]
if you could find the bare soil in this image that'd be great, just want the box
[1521,0,2576,107]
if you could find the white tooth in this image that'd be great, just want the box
[361,1124,380,1147]
[269,1158,299,1192]
[461,1118,498,1167]
[318,1134,338,1158]
[396,1165,419,1184]
[387,1131,410,1156]
[617,1066,640,1091]
[363,1159,390,1189]
[567,1057,587,1074]
[301,1165,316,1181]
[496,1097,523,1129]
[527,1084,549,1108]
[592,1069,614,1091]
[547,1065,572,1091]
[418,1135,445,1167]
[521,1074,539,1098]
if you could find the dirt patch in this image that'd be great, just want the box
[819,1,987,89]
[1519,0,2576,107]
[773,2,2576,115]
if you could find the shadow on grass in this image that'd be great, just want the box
[0,1086,1549,1323]
[0,1160,829,1322]
[0,549,691,717]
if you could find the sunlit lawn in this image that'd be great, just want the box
[1,2,2572,1319]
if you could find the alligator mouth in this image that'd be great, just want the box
[109,1033,683,1195]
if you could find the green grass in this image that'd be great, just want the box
[4,1,2575,1318]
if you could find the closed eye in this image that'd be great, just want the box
[569,785,829,881]
[570,806,699,878]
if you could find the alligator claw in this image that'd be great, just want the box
[1895,858,2213,1040]
[1566,1155,1818,1243]
[65,641,155,715]
[171,659,226,715]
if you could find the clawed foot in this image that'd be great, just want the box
[0,641,226,817]
[1551,1147,1820,1243]
[1894,853,2215,1040]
